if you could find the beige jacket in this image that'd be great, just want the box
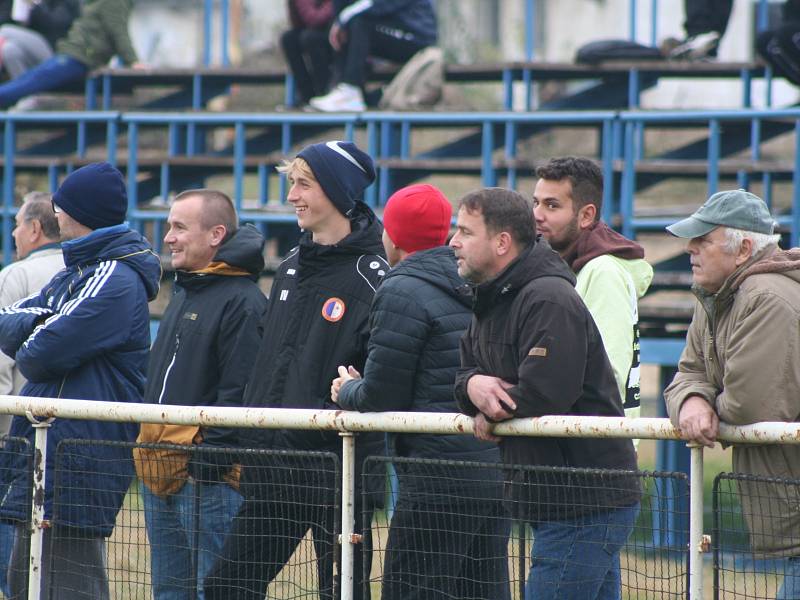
[665,247,800,556]
[0,246,64,436]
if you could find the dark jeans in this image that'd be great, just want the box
[756,23,800,86]
[381,499,511,600]
[280,27,333,103]
[684,0,733,37]
[338,16,427,89]
[0,53,87,108]
[204,451,376,600]
[8,524,109,600]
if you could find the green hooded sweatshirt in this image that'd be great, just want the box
[57,0,137,69]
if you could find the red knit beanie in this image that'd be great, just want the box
[383,184,452,254]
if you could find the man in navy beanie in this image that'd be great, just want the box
[0,161,161,600]
[206,141,388,600]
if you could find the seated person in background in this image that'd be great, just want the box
[0,0,143,110]
[756,0,800,86]
[665,0,732,60]
[281,0,334,107]
[309,0,437,112]
[0,0,79,81]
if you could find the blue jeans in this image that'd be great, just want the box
[525,503,640,600]
[0,53,87,108]
[142,481,243,600]
[777,556,800,600]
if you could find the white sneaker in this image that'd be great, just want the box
[309,83,366,112]
[668,31,721,60]
[9,96,41,112]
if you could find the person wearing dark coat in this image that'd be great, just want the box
[281,0,335,105]
[332,184,511,600]
[450,188,640,600]
[309,0,438,111]
[0,162,161,600]
[0,0,141,109]
[133,190,267,600]
[0,0,80,79]
[756,0,800,86]
[205,141,387,600]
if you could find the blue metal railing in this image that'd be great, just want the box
[1,107,799,256]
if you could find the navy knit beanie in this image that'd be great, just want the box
[52,162,127,230]
[297,141,375,216]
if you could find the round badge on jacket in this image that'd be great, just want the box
[321,297,346,322]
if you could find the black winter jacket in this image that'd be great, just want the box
[142,225,267,448]
[337,247,503,502]
[242,202,388,452]
[334,0,437,47]
[455,240,640,522]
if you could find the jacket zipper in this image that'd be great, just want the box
[157,334,180,405]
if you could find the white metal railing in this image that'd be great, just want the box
[1,395,799,600]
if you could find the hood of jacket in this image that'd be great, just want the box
[694,246,800,321]
[472,238,575,316]
[383,245,471,309]
[61,224,161,300]
[562,221,646,273]
[177,224,266,287]
[298,201,385,268]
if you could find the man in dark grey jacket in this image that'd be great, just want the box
[332,184,510,600]
[450,187,639,600]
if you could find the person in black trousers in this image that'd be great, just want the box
[280,0,334,106]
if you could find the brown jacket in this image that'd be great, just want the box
[665,247,800,555]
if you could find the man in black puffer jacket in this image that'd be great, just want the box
[451,188,640,600]
[206,141,388,600]
[332,184,510,600]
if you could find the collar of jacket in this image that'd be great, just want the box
[26,242,62,257]
[61,224,161,300]
[692,244,784,325]
[471,239,575,316]
[175,262,251,288]
[61,223,130,266]
[561,221,645,273]
[298,201,384,267]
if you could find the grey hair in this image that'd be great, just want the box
[721,226,781,257]
[21,191,60,240]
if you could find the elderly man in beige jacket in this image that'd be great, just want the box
[664,189,800,597]
[0,192,64,405]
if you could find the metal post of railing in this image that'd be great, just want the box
[220,0,230,67]
[26,412,53,600]
[707,118,720,196]
[688,443,704,600]
[650,0,658,47]
[339,431,356,600]
[524,0,535,61]
[203,0,213,67]
[629,0,637,42]
[3,120,15,266]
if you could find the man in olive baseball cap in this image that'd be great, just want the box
[666,189,775,239]
[664,188,800,598]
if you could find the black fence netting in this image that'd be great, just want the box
[714,471,800,600]
[363,457,688,600]
[0,437,695,600]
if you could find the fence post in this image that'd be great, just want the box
[688,443,704,600]
[26,411,54,600]
[339,431,355,600]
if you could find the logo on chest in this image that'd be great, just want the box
[321,297,346,322]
